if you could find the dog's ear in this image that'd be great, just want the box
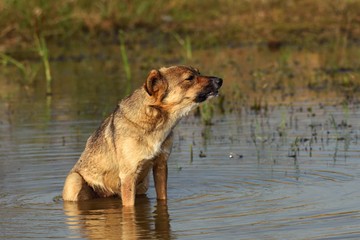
[144,70,167,100]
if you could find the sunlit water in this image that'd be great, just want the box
[1,95,360,239]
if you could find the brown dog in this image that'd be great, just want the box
[62,66,222,206]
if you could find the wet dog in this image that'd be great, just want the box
[62,66,222,206]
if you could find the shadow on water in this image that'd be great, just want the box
[63,197,172,240]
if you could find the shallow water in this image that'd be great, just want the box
[1,44,360,239]
[1,96,360,239]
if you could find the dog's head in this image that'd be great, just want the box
[144,66,222,115]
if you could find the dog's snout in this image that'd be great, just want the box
[211,77,223,88]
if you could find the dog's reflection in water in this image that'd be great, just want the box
[63,196,171,240]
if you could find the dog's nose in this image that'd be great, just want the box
[211,77,223,88]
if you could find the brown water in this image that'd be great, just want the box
[1,44,360,239]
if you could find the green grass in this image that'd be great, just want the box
[1,0,360,51]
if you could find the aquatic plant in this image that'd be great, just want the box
[199,102,214,125]
[329,114,339,138]
[173,33,192,60]
[189,144,193,163]
[118,30,132,94]
[0,53,39,85]
[288,136,300,160]
[250,118,267,161]
[34,33,52,96]
[250,97,268,114]
[277,111,288,144]
[329,114,342,161]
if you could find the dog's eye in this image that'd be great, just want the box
[185,75,195,81]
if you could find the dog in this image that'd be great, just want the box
[62,65,223,206]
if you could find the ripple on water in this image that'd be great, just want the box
[1,103,360,239]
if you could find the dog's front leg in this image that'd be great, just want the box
[153,155,168,200]
[153,132,173,200]
[120,173,137,206]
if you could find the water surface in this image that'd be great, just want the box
[1,45,360,239]
[1,97,360,239]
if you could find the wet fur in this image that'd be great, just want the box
[62,66,222,206]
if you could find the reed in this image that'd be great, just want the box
[118,30,132,94]
[189,144,193,163]
[34,33,52,96]
[250,118,264,161]
[288,137,300,160]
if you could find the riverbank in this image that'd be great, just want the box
[1,0,360,52]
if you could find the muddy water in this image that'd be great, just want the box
[1,45,360,239]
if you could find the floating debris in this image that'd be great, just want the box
[229,152,243,159]
[199,151,207,158]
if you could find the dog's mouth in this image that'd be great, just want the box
[194,77,223,103]
[194,90,219,103]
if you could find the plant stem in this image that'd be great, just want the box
[119,30,132,93]
[35,33,52,95]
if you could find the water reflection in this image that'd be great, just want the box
[63,197,172,240]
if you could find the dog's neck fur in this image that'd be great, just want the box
[119,88,182,134]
